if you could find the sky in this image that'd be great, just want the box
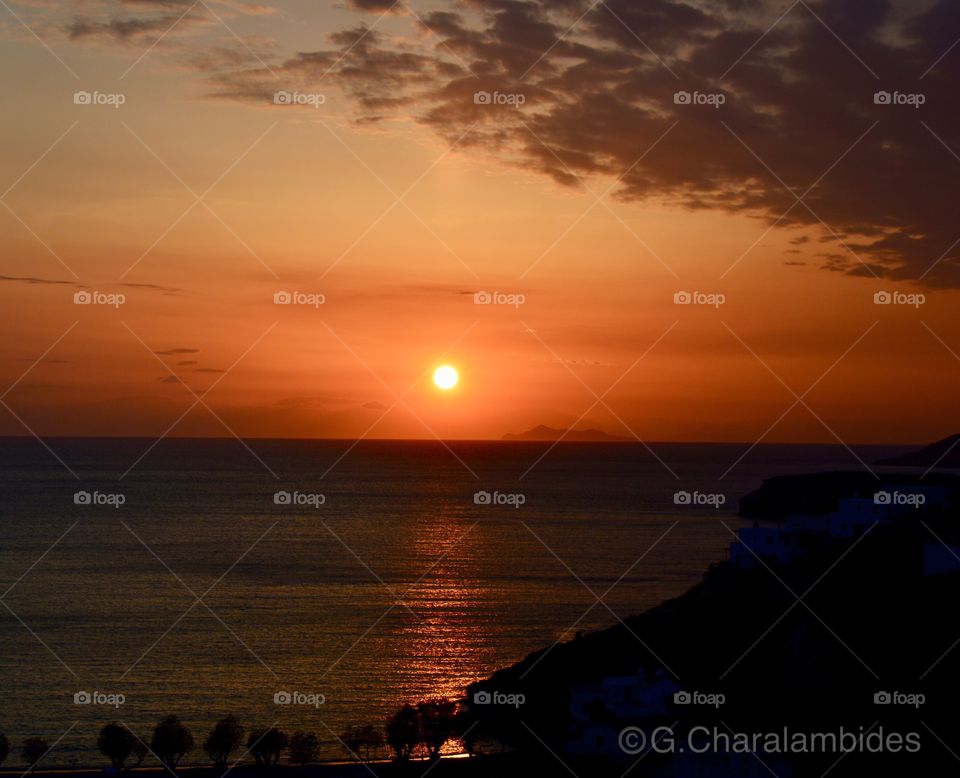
[1,0,959,444]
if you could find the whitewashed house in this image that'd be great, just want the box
[565,669,680,758]
[924,543,960,576]
[728,525,804,569]
[828,486,950,538]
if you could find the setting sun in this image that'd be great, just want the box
[433,365,459,391]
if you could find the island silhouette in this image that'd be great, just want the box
[502,425,629,442]
[876,433,960,468]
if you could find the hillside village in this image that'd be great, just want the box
[464,467,960,776]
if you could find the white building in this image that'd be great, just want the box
[924,543,960,576]
[728,525,804,569]
[827,486,950,538]
[569,668,679,722]
[729,485,953,568]
[565,669,679,758]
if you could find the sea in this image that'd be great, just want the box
[0,438,908,764]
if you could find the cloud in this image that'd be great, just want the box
[344,0,402,12]
[194,0,960,288]
[66,13,205,42]
[0,274,76,285]
[120,282,184,295]
[158,375,185,383]
[65,0,273,44]
[362,400,388,410]
[194,367,226,373]
[273,396,350,408]
[154,347,199,355]
[57,0,960,287]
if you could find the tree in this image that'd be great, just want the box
[204,716,245,767]
[98,723,135,768]
[417,698,457,760]
[131,740,148,769]
[356,725,383,762]
[247,728,287,766]
[150,716,193,769]
[287,732,319,765]
[385,704,419,761]
[454,710,479,757]
[340,726,383,763]
[0,733,9,766]
[21,738,48,773]
[340,727,363,759]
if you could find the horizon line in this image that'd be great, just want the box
[0,434,930,447]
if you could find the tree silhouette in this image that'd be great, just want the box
[287,732,319,765]
[454,710,479,757]
[247,728,287,766]
[416,698,457,760]
[340,725,383,763]
[150,716,193,770]
[385,704,419,761]
[21,738,48,773]
[0,733,9,766]
[203,716,245,768]
[131,740,148,769]
[98,723,135,768]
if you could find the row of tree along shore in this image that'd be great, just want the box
[0,698,473,772]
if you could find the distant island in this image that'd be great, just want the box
[875,433,960,468]
[502,425,629,442]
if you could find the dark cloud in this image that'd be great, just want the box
[158,375,185,383]
[0,274,76,285]
[82,0,960,287]
[66,13,204,42]
[345,0,401,12]
[194,367,226,373]
[65,0,273,44]
[154,347,200,355]
[120,282,184,295]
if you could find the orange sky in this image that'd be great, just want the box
[1,0,959,443]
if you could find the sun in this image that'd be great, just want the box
[433,365,459,391]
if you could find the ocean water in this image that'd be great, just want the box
[0,438,907,764]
